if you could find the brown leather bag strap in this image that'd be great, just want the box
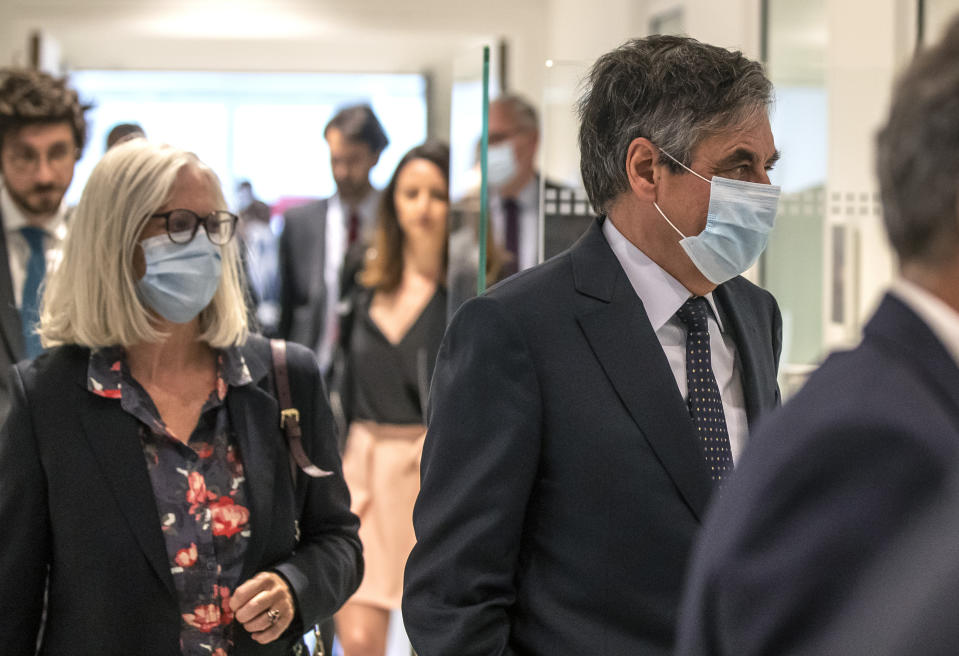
[270,339,333,480]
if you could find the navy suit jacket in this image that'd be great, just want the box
[403,219,782,656]
[676,293,959,656]
[0,207,26,423]
[0,335,362,655]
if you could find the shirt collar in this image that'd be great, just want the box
[332,188,380,226]
[602,218,724,332]
[1,181,68,237]
[86,345,253,400]
[890,277,959,368]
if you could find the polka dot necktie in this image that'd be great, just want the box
[676,296,733,483]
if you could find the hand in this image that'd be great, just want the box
[230,571,296,644]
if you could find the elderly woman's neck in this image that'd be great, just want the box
[126,322,215,384]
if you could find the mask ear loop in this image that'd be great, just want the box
[657,146,712,184]
[653,202,688,239]
[651,146,710,239]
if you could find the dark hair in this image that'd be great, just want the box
[324,104,389,155]
[361,141,449,292]
[577,35,772,214]
[0,68,91,155]
[877,17,959,265]
[105,122,144,149]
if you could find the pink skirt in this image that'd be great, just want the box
[340,420,426,609]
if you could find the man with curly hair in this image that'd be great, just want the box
[0,68,90,419]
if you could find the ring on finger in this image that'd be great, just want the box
[267,608,280,625]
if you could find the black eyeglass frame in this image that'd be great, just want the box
[150,209,239,246]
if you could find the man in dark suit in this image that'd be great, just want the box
[676,18,959,656]
[277,104,388,372]
[403,36,783,655]
[0,68,89,422]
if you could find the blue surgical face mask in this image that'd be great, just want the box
[653,148,781,285]
[136,230,222,323]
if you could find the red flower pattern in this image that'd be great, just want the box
[175,543,198,568]
[183,603,221,633]
[210,497,250,538]
[186,472,216,513]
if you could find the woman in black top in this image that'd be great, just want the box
[335,141,450,656]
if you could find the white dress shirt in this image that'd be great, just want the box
[318,189,379,370]
[890,278,959,368]
[1,183,69,308]
[602,218,749,463]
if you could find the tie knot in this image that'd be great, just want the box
[676,296,711,334]
[20,226,46,253]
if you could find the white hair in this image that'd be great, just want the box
[39,139,249,348]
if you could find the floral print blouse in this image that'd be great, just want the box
[88,346,254,656]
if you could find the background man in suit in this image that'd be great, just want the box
[676,18,959,656]
[0,68,89,421]
[403,36,783,655]
[486,94,591,275]
[278,104,388,371]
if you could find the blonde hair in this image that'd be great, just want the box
[39,140,249,348]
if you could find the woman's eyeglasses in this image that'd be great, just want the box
[150,209,239,246]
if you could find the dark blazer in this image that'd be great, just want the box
[676,293,959,656]
[402,219,782,656]
[278,199,330,348]
[0,207,26,424]
[278,200,368,352]
[0,334,363,655]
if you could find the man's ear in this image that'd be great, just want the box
[625,137,659,202]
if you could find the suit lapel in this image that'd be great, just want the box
[573,222,713,520]
[713,282,774,426]
[79,392,176,597]
[0,209,25,363]
[228,342,280,581]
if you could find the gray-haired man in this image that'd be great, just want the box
[403,35,782,655]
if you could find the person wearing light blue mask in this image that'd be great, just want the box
[2,139,363,655]
[651,146,781,285]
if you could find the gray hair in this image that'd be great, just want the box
[577,35,773,214]
[491,93,539,133]
[39,140,249,348]
[877,17,959,265]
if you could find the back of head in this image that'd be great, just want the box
[577,35,772,214]
[40,139,247,348]
[105,122,145,150]
[325,104,389,155]
[877,17,959,266]
[0,68,91,155]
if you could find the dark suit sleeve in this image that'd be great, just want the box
[402,295,542,656]
[277,212,301,341]
[770,291,783,403]
[0,365,49,651]
[676,420,950,656]
[273,344,363,626]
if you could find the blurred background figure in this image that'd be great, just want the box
[0,139,362,654]
[0,67,90,421]
[236,179,280,334]
[333,141,449,656]
[105,121,145,149]
[278,104,389,373]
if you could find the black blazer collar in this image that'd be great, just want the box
[572,220,714,519]
[866,293,959,423]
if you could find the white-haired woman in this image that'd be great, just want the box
[0,140,362,655]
